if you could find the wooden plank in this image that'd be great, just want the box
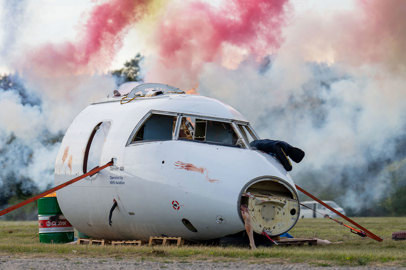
[78,237,179,247]
[77,238,107,246]
[149,236,183,246]
[111,240,142,246]
[148,236,153,246]
[77,238,91,245]
[277,238,317,246]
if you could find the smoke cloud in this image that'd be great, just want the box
[23,0,150,77]
[145,0,291,88]
[196,0,406,212]
[0,0,405,216]
[0,0,27,58]
[0,0,146,198]
[0,76,58,195]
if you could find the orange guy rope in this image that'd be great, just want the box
[295,184,383,242]
[0,160,113,217]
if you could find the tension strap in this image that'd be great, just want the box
[300,203,367,237]
[296,184,382,242]
[0,160,113,217]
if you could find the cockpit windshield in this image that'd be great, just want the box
[128,111,258,149]
[178,116,240,147]
[237,124,256,144]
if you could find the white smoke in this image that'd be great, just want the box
[0,90,44,140]
[23,142,61,190]
[197,12,406,212]
[22,74,116,133]
[0,0,118,199]
[0,0,27,63]
[1,0,405,216]
[0,74,115,191]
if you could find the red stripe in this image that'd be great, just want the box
[38,219,72,228]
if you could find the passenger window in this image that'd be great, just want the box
[179,117,239,147]
[132,114,177,142]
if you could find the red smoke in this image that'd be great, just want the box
[147,0,290,86]
[317,0,406,74]
[355,0,406,73]
[26,0,148,76]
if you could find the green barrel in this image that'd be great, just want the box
[38,193,74,243]
[77,231,90,239]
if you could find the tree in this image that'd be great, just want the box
[380,158,406,216]
[111,53,144,85]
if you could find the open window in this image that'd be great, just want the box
[130,113,177,143]
[178,116,239,147]
[83,121,111,173]
[237,124,257,145]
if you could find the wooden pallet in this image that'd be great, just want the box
[276,238,317,246]
[148,236,183,246]
[111,240,142,246]
[77,238,107,246]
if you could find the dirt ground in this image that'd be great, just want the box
[0,256,405,270]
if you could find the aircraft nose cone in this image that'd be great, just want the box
[240,177,300,236]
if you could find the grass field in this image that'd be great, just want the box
[0,217,405,267]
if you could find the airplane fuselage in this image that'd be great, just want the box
[55,84,300,241]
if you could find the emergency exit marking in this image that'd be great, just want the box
[172,200,181,210]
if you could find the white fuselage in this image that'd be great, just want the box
[55,92,298,241]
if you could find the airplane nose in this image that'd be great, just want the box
[239,177,300,236]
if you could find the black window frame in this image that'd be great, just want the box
[83,121,111,173]
[126,110,259,149]
[126,111,179,145]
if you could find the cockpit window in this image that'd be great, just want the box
[237,124,257,144]
[127,111,256,148]
[132,114,177,142]
[178,116,239,147]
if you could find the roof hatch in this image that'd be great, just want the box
[120,83,185,104]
